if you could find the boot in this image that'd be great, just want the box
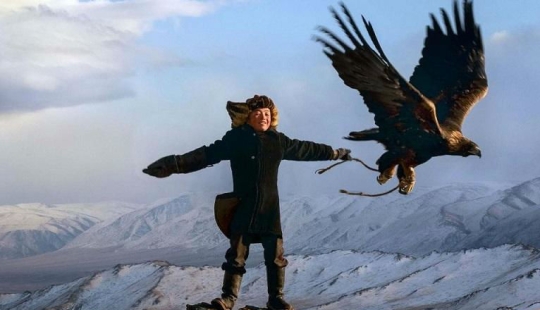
[211,272,242,310]
[266,267,294,310]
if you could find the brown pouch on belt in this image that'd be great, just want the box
[214,192,240,239]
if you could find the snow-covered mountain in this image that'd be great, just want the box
[0,202,141,259]
[285,178,540,256]
[1,245,539,310]
[1,178,540,308]
[59,178,540,257]
[63,193,222,251]
[5,179,539,263]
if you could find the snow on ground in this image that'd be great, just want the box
[1,245,540,310]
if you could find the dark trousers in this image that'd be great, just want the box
[221,233,288,275]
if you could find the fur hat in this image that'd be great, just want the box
[226,95,279,128]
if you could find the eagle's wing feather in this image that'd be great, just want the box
[315,3,442,138]
[409,0,488,133]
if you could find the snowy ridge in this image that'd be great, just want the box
[57,179,540,258]
[5,179,540,261]
[64,192,223,250]
[283,181,540,256]
[0,202,141,259]
[1,245,539,310]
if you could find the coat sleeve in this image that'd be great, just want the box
[175,129,237,174]
[279,132,334,161]
[204,129,238,165]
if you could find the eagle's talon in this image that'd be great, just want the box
[377,173,393,185]
[377,175,388,185]
[398,186,410,195]
[398,178,415,195]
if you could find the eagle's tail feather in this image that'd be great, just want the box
[345,128,380,141]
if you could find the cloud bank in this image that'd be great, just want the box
[0,0,229,112]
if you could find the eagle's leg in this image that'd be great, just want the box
[376,151,398,185]
[397,165,416,195]
[377,166,396,185]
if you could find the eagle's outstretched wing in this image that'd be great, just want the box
[409,0,488,133]
[315,2,442,137]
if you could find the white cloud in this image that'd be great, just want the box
[0,0,234,112]
[490,31,510,44]
[488,26,540,49]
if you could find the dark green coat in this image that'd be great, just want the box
[184,124,334,237]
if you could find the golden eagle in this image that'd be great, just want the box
[315,0,487,195]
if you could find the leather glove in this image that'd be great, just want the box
[143,155,178,178]
[333,148,352,160]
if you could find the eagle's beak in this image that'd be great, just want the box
[467,147,482,158]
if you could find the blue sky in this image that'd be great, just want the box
[1,0,540,204]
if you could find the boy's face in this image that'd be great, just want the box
[247,108,271,132]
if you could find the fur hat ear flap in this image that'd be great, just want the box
[269,105,279,128]
[226,95,279,128]
[226,101,250,128]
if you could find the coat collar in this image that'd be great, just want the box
[240,124,279,137]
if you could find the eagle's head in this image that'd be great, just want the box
[447,134,482,158]
[460,140,482,158]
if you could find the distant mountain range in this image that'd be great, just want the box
[3,178,540,260]
[1,178,540,308]
[0,201,140,259]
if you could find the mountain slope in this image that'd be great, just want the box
[0,202,141,259]
[64,193,221,250]
[1,245,539,310]
[3,178,540,294]
[283,180,540,256]
[63,179,540,258]
[7,179,540,260]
